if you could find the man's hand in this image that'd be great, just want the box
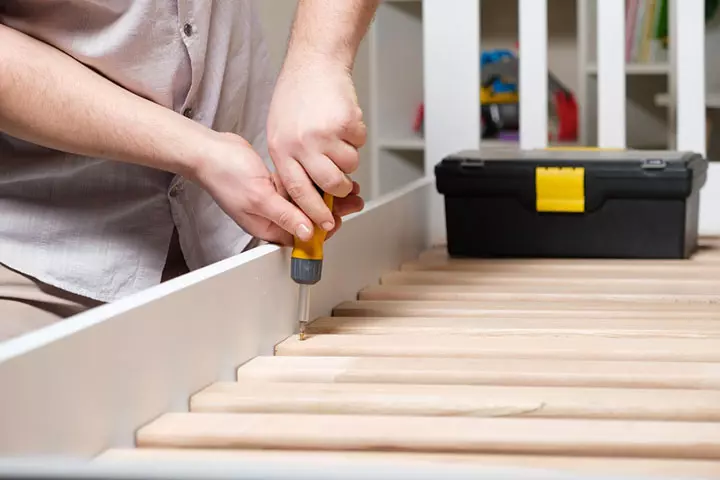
[194,132,364,246]
[266,0,379,233]
[267,57,366,232]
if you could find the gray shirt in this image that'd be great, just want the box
[0,0,275,302]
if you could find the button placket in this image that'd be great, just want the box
[177,0,196,119]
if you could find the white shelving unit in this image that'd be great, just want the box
[364,0,719,201]
[577,0,672,149]
[367,0,425,199]
[366,0,581,199]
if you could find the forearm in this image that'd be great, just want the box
[285,0,379,70]
[0,24,210,178]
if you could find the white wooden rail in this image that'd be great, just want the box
[423,0,719,243]
[0,1,718,477]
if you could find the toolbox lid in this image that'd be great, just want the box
[435,148,707,212]
[435,148,707,211]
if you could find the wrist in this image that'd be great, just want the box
[178,128,222,183]
[280,49,353,81]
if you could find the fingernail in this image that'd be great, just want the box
[296,224,312,240]
[321,221,334,231]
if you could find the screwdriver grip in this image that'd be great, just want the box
[290,189,334,285]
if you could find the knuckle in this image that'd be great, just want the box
[320,171,349,195]
[245,186,265,209]
[301,126,330,146]
[347,150,360,171]
[276,209,294,230]
[268,132,302,156]
[286,135,305,153]
[284,180,306,201]
[352,106,364,123]
[336,149,359,174]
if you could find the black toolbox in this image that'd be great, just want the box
[434,148,708,259]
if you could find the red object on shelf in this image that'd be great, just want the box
[413,103,424,133]
[412,84,578,143]
[552,90,578,142]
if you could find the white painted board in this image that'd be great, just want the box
[0,178,432,457]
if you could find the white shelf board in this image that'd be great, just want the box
[586,62,670,75]
[378,137,426,150]
[654,92,720,109]
[378,138,584,151]
[479,139,581,148]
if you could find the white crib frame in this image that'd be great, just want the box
[0,1,717,478]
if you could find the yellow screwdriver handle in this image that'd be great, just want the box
[290,189,334,284]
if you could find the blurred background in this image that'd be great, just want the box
[254,0,720,202]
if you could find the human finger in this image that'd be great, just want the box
[332,193,364,217]
[250,184,315,242]
[341,118,367,149]
[324,139,360,175]
[277,156,336,230]
[300,152,354,198]
[239,213,294,246]
[324,213,343,241]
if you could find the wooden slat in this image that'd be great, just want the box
[401,262,720,279]
[401,258,720,277]
[135,412,720,460]
[274,334,720,362]
[305,316,720,337]
[416,244,720,264]
[190,381,720,422]
[333,300,720,319]
[357,285,720,305]
[380,271,720,294]
[95,448,720,479]
[235,356,720,390]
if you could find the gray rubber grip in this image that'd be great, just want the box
[291,257,322,285]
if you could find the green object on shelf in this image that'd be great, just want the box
[655,0,668,40]
[653,0,717,49]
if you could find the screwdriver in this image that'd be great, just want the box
[291,187,334,340]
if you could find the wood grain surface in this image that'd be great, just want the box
[379,271,720,294]
[409,256,720,268]
[111,239,720,475]
[135,412,720,460]
[399,258,720,276]
[95,448,720,478]
[332,300,720,319]
[357,284,720,304]
[274,334,720,362]
[189,380,720,421]
[415,245,720,264]
[235,356,720,390]
[305,316,720,337]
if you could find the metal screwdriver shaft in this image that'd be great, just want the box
[291,188,334,341]
[297,284,311,340]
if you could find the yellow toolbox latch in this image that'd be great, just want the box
[535,166,585,213]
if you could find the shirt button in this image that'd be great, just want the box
[183,107,193,118]
[183,23,193,36]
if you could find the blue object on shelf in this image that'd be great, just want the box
[480,49,517,94]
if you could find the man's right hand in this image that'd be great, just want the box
[192,132,364,247]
